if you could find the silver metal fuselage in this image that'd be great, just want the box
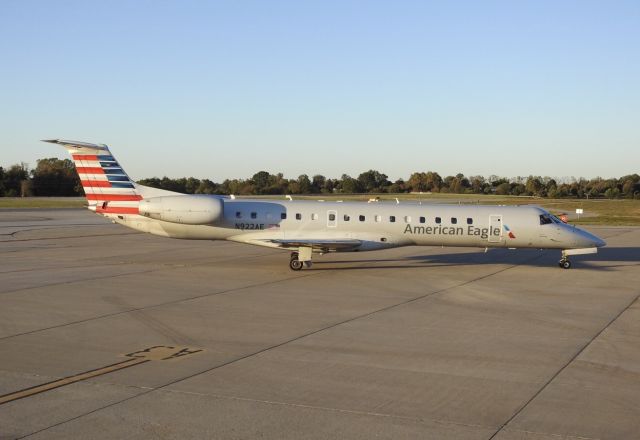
[111,199,605,253]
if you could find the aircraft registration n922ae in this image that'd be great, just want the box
[46,139,606,270]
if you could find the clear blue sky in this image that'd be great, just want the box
[1,0,638,181]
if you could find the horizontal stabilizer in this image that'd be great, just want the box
[42,139,109,151]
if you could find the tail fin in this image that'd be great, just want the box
[43,139,177,216]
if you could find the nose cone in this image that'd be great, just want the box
[575,228,606,248]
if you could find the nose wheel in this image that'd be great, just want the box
[558,258,571,269]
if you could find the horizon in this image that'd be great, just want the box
[2,153,635,184]
[1,1,639,180]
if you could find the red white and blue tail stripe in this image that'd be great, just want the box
[43,139,142,215]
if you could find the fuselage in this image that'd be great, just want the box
[113,198,605,252]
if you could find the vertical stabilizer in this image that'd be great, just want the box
[43,139,141,215]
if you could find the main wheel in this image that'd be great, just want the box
[289,258,303,271]
[290,251,299,261]
[561,260,571,269]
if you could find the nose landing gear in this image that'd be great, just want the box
[558,250,572,269]
[558,258,571,269]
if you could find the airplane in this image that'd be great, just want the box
[45,139,606,270]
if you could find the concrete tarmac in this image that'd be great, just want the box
[1,209,639,439]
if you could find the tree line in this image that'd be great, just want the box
[1,157,639,199]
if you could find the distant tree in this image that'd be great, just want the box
[495,182,511,195]
[357,170,390,193]
[407,172,428,192]
[3,163,30,196]
[31,158,81,196]
[525,176,543,196]
[297,174,312,194]
[387,178,407,193]
[184,177,201,194]
[511,183,526,196]
[338,174,362,193]
[195,179,218,194]
[469,175,486,194]
[604,187,620,199]
[323,178,338,193]
[311,174,326,194]
[0,167,5,196]
[251,171,272,194]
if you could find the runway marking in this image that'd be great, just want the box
[0,346,202,406]
[124,345,203,361]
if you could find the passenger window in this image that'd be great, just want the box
[451,217,457,224]
[539,214,553,225]
[359,215,365,222]
[296,213,302,220]
[435,217,441,224]
[467,218,473,225]
[419,216,425,224]
[251,212,257,219]
[389,215,396,223]
[312,213,318,220]
[375,215,381,222]
[281,212,287,220]
[236,211,242,219]
[344,214,350,221]
[329,213,336,221]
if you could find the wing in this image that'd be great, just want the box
[268,238,362,252]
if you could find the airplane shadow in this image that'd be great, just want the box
[310,247,640,271]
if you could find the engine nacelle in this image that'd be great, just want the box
[138,195,224,225]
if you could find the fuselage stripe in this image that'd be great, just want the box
[86,194,142,201]
[80,180,112,188]
[76,167,105,174]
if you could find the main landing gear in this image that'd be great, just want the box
[289,250,312,271]
[290,252,303,271]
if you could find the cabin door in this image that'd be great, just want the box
[488,215,503,243]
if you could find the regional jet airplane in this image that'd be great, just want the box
[47,139,606,270]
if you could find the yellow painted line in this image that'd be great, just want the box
[0,345,203,406]
[0,358,147,405]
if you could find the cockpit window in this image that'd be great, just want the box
[539,214,553,225]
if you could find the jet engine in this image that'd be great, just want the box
[138,195,224,225]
